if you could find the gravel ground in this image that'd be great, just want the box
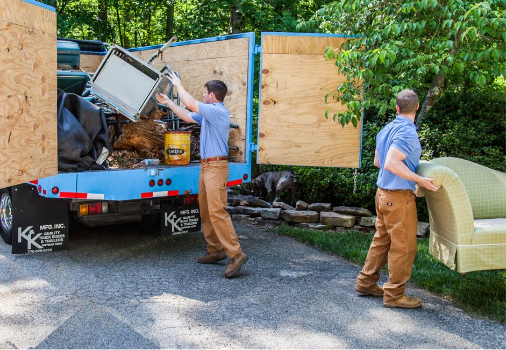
[0,221,505,349]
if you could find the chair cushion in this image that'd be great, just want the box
[472,218,506,244]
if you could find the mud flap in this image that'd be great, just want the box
[160,204,201,235]
[11,184,69,254]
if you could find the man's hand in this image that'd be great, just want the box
[417,177,440,191]
[155,93,171,106]
[166,71,182,89]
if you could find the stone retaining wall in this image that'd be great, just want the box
[227,195,430,237]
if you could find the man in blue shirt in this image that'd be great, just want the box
[155,72,247,278]
[355,89,440,308]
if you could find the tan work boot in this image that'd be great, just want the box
[224,252,248,278]
[197,250,227,264]
[355,284,384,297]
[384,294,422,309]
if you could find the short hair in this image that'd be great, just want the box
[204,80,228,102]
[396,89,418,115]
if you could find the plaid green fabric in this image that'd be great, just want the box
[432,157,506,219]
[417,157,506,273]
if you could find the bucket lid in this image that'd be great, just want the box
[165,130,192,134]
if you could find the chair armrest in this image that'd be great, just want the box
[417,161,475,245]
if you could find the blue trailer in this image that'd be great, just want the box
[0,1,362,254]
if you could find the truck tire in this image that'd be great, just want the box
[0,189,13,244]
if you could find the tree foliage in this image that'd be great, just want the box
[40,0,335,46]
[299,0,506,128]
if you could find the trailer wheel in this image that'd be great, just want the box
[0,189,13,244]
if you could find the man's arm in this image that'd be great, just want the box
[154,94,197,124]
[384,147,440,191]
[166,72,200,114]
[374,149,379,168]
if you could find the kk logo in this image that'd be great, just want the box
[18,226,43,249]
[164,212,182,232]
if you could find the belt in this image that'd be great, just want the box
[379,188,413,194]
[200,156,228,164]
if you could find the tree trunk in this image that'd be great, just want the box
[230,4,243,34]
[416,27,463,128]
[112,109,166,160]
[114,4,124,47]
[416,72,446,128]
[165,2,174,40]
[98,0,108,42]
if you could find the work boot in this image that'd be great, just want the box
[197,250,227,264]
[355,284,384,297]
[383,294,422,309]
[224,252,248,278]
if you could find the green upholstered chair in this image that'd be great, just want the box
[417,157,506,273]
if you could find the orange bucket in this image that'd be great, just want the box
[164,131,191,165]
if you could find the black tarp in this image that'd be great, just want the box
[57,89,111,171]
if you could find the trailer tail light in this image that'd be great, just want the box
[52,187,59,195]
[166,178,172,186]
[149,180,155,187]
[79,202,109,216]
[243,174,248,180]
[185,194,198,205]
[88,203,102,215]
[157,179,164,186]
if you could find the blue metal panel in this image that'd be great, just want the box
[129,33,256,52]
[36,173,78,198]
[75,165,201,200]
[22,0,55,11]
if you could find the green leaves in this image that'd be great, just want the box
[301,0,506,128]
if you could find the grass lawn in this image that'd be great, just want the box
[273,224,506,323]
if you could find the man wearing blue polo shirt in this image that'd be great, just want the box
[355,89,440,308]
[155,72,247,278]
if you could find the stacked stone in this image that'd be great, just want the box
[227,194,430,237]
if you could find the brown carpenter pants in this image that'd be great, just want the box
[356,188,418,302]
[199,160,242,259]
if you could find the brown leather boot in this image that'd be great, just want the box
[224,252,248,278]
[383,294,422,309]
[355,284,384,297]
[197,250,227,264]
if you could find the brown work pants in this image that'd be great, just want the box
[199,160,242,259]
[356,188,418,302]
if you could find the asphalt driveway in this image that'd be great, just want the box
[0,221,505,348]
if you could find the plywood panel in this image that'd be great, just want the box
[262,35,348,55]
[0,0,56,34]
[135,38,250,163]
[258,50,361,168]
[0,1,57,189]
[80,53,105,73]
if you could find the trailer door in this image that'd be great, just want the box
[0,0,58,189]
[257,33,362,168]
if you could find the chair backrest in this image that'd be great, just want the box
[432,157,506,219]
[417,161,475,244]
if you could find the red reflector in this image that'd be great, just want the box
[88,203,102,215]
[38,185,41,193]
[157,179,164,186]
[166,178,172,186]
[149,180,155,187]
[185,194,198,205]
[52,187,59,194]
[243,174,249,180]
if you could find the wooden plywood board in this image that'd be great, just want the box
[258,35,361,168]
[0,0,57,189]
[135,38,249,163]
[80,54,105,73]
[262,35,348,55]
